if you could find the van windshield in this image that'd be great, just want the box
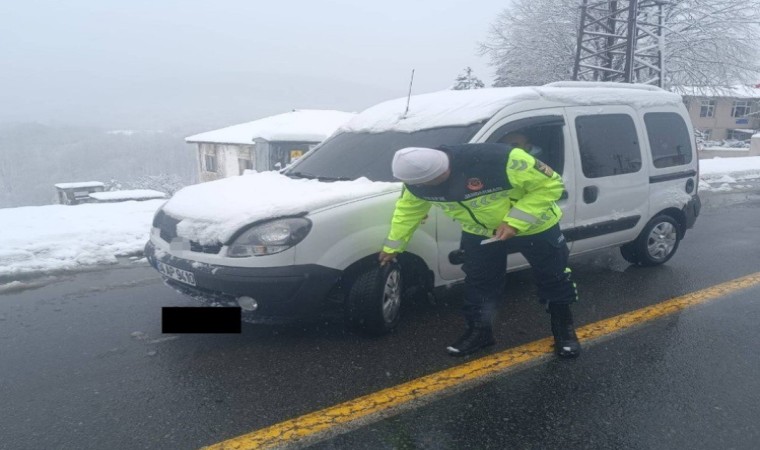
[283,123,485,182]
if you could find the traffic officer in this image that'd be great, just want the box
[378,143,581,358]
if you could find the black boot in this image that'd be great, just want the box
[446,322,495,357]
[548,303,581,358]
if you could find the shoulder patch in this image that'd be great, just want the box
[508,159,529,171]
[534,159,555,177]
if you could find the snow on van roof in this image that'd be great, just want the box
[537,84,682,108]
[185,110,356,145]
[340,83,682,134]
[163,171,400,245]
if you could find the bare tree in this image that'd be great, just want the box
[662,1,760,87]
[480,0,760,88]
[479,0,580,86]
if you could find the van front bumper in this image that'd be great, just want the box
[144,240,342,323]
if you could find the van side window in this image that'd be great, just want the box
[575,114,641,178]
[643,112,693,168]
[486,116,566,175]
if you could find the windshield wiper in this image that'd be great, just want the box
[315,175,353,181]
[287,171,352,181]
[286,171,318,179]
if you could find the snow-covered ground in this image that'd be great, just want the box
[698,156,760,192]
[1,156,759,285]
[1,200,165,283]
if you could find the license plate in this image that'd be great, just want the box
[156,261,196,286]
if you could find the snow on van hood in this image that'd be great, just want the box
[163,171,400,245]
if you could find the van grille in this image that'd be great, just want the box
[153,210,222,254]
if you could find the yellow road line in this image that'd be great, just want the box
[203,272,760,450]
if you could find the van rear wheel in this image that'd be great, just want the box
[620,215,681,266]
[345,262,403,336]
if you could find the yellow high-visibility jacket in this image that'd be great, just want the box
[383,143,564,254]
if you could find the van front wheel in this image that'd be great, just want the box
[620,215,681,266]
[346,262,403,335]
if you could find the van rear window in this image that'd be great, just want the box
[643,112,693,168]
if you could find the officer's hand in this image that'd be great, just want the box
[378,251,397,266]
[494,222,518,241]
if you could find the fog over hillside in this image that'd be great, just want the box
[0,71,400,131]
[0,123,197,208]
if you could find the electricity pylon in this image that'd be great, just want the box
[572,0,669,87]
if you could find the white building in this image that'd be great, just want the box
[678,85,760,141]
[185,110,355,182]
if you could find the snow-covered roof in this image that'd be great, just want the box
[89,189,167,201]
[54,181,104,189]
[675,85,760,99]
[185,110,356,145]
[163,171,399,245]
[340,83,682,134]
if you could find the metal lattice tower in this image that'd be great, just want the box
[572,0,669,87]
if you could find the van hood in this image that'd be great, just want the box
[162,171,400,245]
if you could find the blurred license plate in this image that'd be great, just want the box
[156,261,196,286]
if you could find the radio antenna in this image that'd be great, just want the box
[402,69,415,118]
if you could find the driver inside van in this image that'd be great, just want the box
[499,131,543,158]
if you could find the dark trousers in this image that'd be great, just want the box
[460,224,577,327]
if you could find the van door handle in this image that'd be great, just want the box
[583,186,598,204]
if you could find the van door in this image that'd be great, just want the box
[565,106,650,254]
[639,108,699,219]
[436,109,575,280]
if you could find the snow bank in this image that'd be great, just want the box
[164,171,400,245]
[699,156,760,192]
[0,200,165,279]
[699,156,760,176]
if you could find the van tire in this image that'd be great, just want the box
[345,262,403,336]
[620,215,681,266]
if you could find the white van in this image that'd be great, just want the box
[145,81,701,334]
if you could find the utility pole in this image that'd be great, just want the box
[572,0,669,87]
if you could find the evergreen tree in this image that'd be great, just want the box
[452,67,486,90]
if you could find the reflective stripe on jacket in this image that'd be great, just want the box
[383,143,564,254]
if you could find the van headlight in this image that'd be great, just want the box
[227,218,312,257]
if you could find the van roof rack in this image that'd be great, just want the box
[543,81,664,92]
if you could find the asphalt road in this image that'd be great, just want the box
[1,190,759,450]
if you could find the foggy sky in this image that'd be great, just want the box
[1,0,505,130]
